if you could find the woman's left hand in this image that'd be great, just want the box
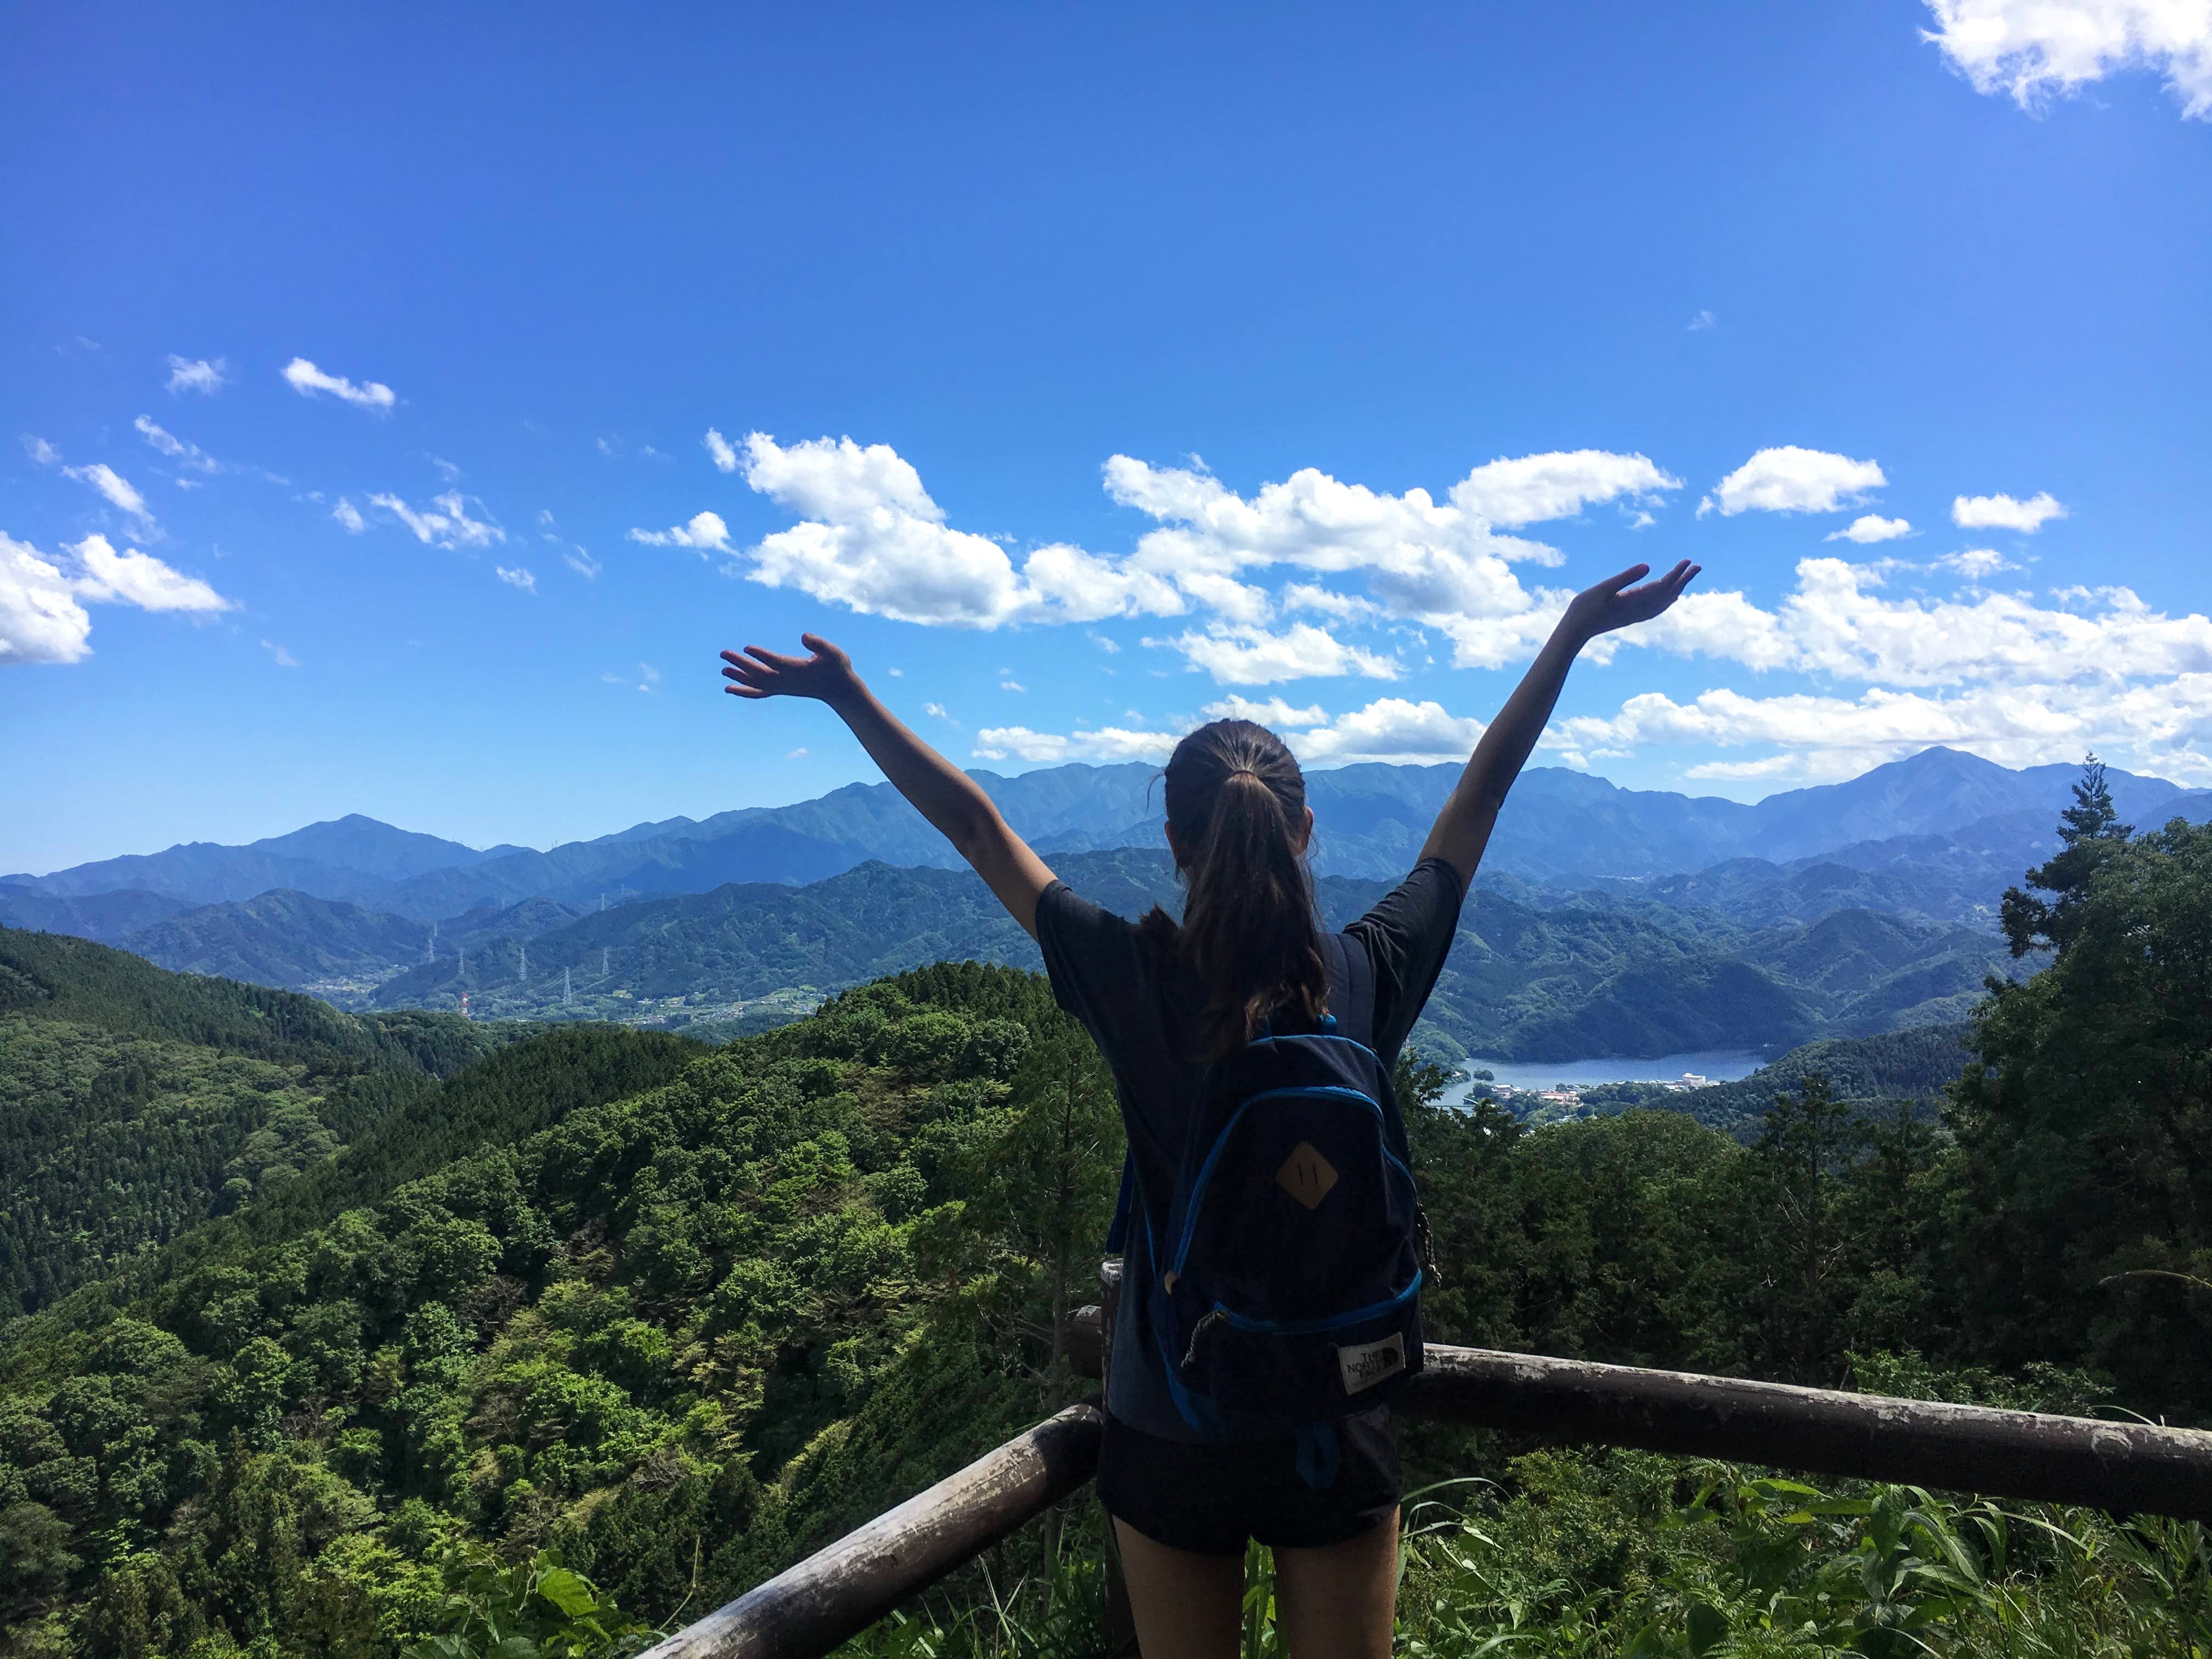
[1561,560,1699,641]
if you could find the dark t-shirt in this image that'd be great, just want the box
[1035,855,1466,1438]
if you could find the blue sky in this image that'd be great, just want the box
[5,3,2210,873]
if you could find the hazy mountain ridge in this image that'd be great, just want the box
[19,749,2209,923]
[341,849,2013,1063]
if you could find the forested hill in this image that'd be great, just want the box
[0,925,539,1316]
[1545,1023,1976,1141]
[3,781,2207,1656]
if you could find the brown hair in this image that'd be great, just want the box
[1139,719,1327,1059]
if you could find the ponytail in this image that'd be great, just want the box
[1139,720,1327,1059]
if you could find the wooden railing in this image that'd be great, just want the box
[640,1310,2212,1659]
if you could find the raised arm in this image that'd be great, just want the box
[720,634,1058,936]
[1420,560,1698,888]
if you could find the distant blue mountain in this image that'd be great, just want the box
[8,814,527,907]
[16,748,2210,922]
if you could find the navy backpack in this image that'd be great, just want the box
[1108,932,1427,1452]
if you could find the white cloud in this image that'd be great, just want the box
[1280,583,1378,622]
[1935,547,2018,578]
[1689,309,1717,331]
[628,510,732,553]
[703,428,739,472]
[1631,556,2212,688]
[495,565,537,592]
[1167,622,1400,685]
[787,747,810,759]
[134,416,219,473]
[70,533,232,612]
[972,725,1178,763]
[429,455,462,483]
[63,462,154,524]
[1923,0,2212,119]
[282,357,396,411]
[974,695,1487,769]
[332,497,367,533]
[1290,698,1487,765]
[563,546,602,579]
[1200,695,1329,728]
[1828,514,1913,544]
[1001,679,1026,692]
[923,701,953,721]
[736,434,1182,627]
[1088,631,1122,652]
[1447,450,1681,528]
[1702,447,1886,516]
[0,529,234,662]
[1559,672,2212,786]
[0,533,93,664]
[21,435,61,466]
[370,492,505,549]
[1953,489,2066,531]
[165,356,229,394]
[261,640,300,668]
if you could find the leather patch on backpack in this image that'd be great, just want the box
[1336,1332,1406,1394]
[1276,1142,1339,1210]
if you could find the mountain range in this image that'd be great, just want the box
[13,746,2209,925]
[6,745,2205,1062]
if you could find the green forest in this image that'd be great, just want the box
[0,767,2207,1655]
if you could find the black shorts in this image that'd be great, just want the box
[1095,1408,1402,1557]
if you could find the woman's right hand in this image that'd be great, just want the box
[720,633,861,706]
[1561,560,1699,642]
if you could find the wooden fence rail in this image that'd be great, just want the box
[639,1319,2212,1659]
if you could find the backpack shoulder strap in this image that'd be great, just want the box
[1104,1148,1136,1254]
[1323,930,1377,1050]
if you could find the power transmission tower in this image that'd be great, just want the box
[426,919,438,964]
[563,966,572,1006]
[519,942,528,984]
[601,947,609,978]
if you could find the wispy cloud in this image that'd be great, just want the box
[628,510,732,552]
[283,357,396,411]
[495,565,537,592]
[1934,548,2019,578]
[165,356,229,394]
[332,498,367,533]
[369,491,505,549]
[260,639,300,668]
[134,416,221,473]
[1688,309,1717,331]
[704,428,739,472]
[21,435,61,467]
[563,546,602,579]
[64,462,156,525]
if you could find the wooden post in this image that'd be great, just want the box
[635,1403,1105,1659]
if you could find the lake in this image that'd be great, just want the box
[1457,1048,1769,1096]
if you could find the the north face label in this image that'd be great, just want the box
[1335,1331,1406,1394]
